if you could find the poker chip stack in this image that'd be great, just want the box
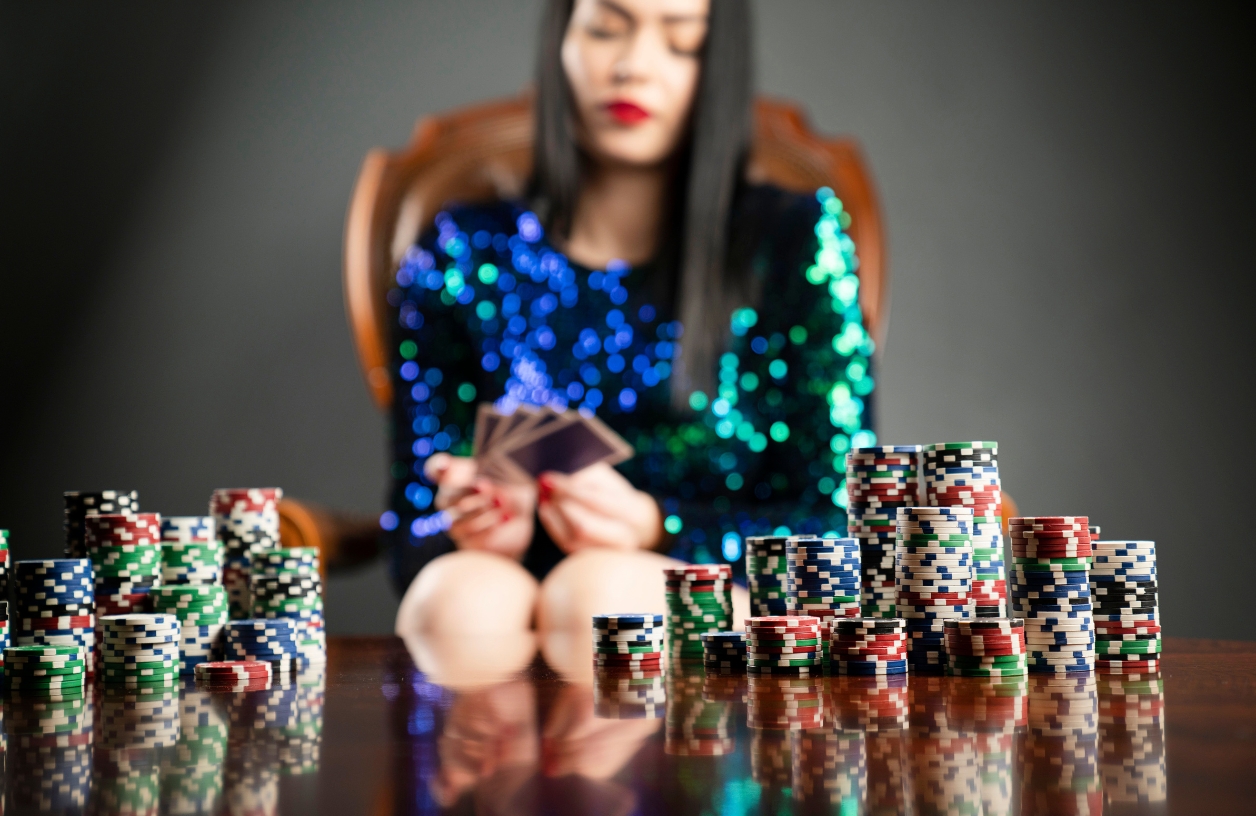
[224,618,299,675]
[1009,516,1096,675]
[163,688,229,812]
[153,584,229,674]
[0,528,9,602]
[250,546,326,666]
[3,644,86,693]
[664,564,732,661]
[745,615,823,677]
[895,507,974,674]
[86,512,162,617]
[701,630,746,673]
[745,536,789,616]
[845,445,923,618]
[944,618,1027,677]
[664,669,733,756]
[1091,540,1160,677]
[923,442,1006,617]
[747,673,824,730]
[830,617,908,676]
[1023,673,1102,814]
[6,687,92,810]
[211,487,284,619]
[14,558,96,675]
[787,536,861,633]
[101,613,179,687]
[592,613,664,680]
[195,660,273,692]
[94,686,180,812]
[1098,674,1167,806]
[63,489,139,558]
[161,515,224,584]
[792,728,866,812]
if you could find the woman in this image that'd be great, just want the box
[389,0,875,637]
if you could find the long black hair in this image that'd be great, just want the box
[529,0,754,408]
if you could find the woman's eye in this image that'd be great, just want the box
[667,22,706,56]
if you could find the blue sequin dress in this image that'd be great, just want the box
[383,184,877,593]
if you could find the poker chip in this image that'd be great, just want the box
[700,630,746,673]
[211,487,283,618]
[895,506,974,673]
[1010,517,1096,675]
[745,536,789,616]
[100,614,180,685]
[63,489,139,558]
[786,537,861,637]
[944,617,1027,676]
[746,615,823,674]
[845,445,922,619]
[247,543,326,666]
[663,564,732,659]
[1090,540,1160,674]
[922,443,1005,617]
[13,558,97,674]
[830,617,908,675]
[224,618,301,668]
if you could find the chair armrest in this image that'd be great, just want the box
[278,498,381,577]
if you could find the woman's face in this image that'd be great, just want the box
[562,0,710,168]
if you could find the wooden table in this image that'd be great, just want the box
[6,637,1251,814]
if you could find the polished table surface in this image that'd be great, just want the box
[6,636,1254,814]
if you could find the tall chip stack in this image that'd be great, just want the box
[1091,540,1160,677]
[745,536,789,616]
[1009,516,1096,675]
[785,536,861,651]
[86,513,162,618]
[923,442,1006,617]
[250,547,326,666]
[154,585,230,674]
[845,445,923,618]
[161,516,223,584]
[63,489,139,558]
[211,488,283,620]
[663,564,732,661]
[14,558,95,676]
[895,507,974,674]
[0,528,9,602]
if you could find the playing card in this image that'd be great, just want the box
[472,403,632,482]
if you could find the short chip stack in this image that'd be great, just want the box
[153,585,229,674]
[1009,516,1095,675]
[86,513,162,617]
[592,613,664,677]
[211,487,283,619]
[944,618,1027,677]
[195,660,273,692]
[745,615,823,677]
[664,564,732,660]
[700,631,746,673]
[786,537,861,635]
[845,445,922,619]
[101,613,179,687]
[1091,540,1160,676]
[224,618,299,674]
[161,516,223,584]
[829,617,908,675]
[745,536,789,616]
[4,644,86,692]
[924,442,1006,617]
[14,558,96,675]
[895,507,974,673]
[63,489,138,558]
[250,546,326,666]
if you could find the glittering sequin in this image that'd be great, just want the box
[387,186,875,572]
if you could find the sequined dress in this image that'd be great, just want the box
[383,185,877,593]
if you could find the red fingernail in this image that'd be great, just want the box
[539,475,554,489]
[538,483,551,501]
[500,512,512,523]
[492,497,502,509]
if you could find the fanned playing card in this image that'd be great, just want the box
[473,403,632,482]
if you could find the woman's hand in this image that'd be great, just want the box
[536,463,662,554]
[426,453,536,560]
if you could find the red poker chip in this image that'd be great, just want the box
[663,565,731,579]
[1094,626,1162,637]
[832,647,908,658]
[747,645,820,656]
[831,633,908,643]
[1096,659,1159,672]
[746,616,821,627]
[945,638,1025,651]
[1012,546,1092,557]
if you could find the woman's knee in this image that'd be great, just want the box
[395,550,539,637]
[535,548,684,633]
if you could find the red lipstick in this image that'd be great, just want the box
[605,100,650,125]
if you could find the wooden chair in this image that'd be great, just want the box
[278,94,889,568]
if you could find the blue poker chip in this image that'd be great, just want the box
[592,614,663,627]
[851,445,922,454]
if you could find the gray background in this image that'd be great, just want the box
[2,2,1250,636]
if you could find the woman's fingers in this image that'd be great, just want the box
[537,502,578,553]
[424,452,453,481]
[545,498,635,551]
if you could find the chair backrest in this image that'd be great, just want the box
[344,95,886,410]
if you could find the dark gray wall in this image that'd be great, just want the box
[2,2,1250,637]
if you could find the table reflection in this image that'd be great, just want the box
[386,644,1168,816]
[2,666,324,814]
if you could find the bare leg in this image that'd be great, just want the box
[395,550,538,637]
[535,549,749,679]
